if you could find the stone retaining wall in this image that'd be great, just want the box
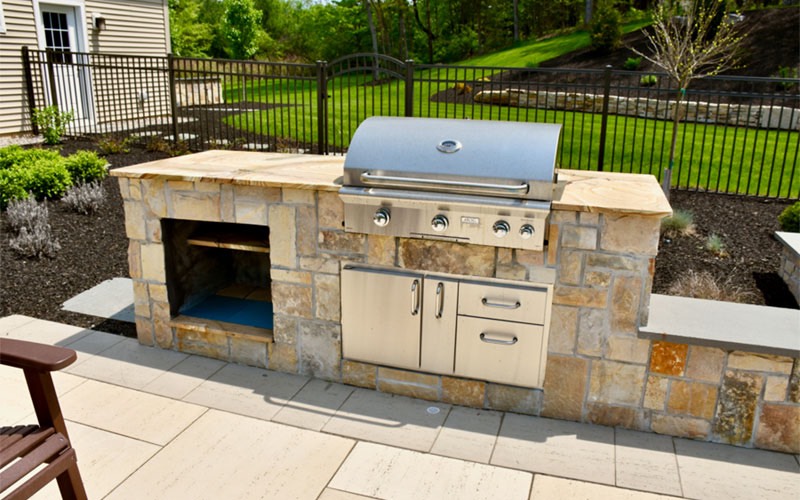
[118,178,800,454]
[473,89,800,131]
[777,232,800,305]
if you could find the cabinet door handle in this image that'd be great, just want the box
[481,298,521,309]
[411,279,420,316]
[435,282,444,319]
[479,333,518,345]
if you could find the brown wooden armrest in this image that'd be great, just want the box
[0,338,77,372]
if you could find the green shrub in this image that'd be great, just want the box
[623,57,642,71]
[25,159,72,200]
[778,202,800,232]
[590,2,623,54]
[32,106,74,145]
[640,74,658,87]
[64,150,108,183]
[0,145,61,170]
[661,209,695,237]
[0,169,31,208]
[0,146,73,208]
[705,233,727,257]
[97,135,132,155]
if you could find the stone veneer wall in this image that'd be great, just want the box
[118,177,800,454]
[778,239,800,305]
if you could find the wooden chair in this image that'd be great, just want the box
[0,338,87,500]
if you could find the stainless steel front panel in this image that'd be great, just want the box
[340,187,549,251]
[341,267,422,370]
[343,117,562,201]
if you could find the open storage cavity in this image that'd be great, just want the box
[162,219,273,332]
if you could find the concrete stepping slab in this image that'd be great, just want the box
[1,316,91,346]
[272,378,355,431]
[431,406,502,463]
[66,337,188,390]
[492,413,616,485]
[141,354,226,400]
[182,363,309,420]
[0,314,37,332]
[0,366,86,425]
[674,437,800,500]
[322,388,451,452]
[31,421,159,500]
[614,429,682,496]
[62,277,135,323]
[106,409,354,500]
[59,379,207,445]
[529,475,680,499]
[329,441,532,500]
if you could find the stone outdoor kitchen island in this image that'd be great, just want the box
[112,150,800,454]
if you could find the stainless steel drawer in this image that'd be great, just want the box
[458,282,548,324]
[454,316,546,388]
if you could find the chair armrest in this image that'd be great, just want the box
[0,338,77,372]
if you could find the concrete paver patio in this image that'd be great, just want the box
[2,314,798,499]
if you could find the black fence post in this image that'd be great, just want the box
[405,59,415,117]
[167,53,179,144]
[21,47,39,134]
[596,65,612,172]
[45,49,58,110]
[316,60,328,155]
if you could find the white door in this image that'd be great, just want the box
[39,4,91,121]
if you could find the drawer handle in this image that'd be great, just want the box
[479,333,518,345]
[481,298,521,310]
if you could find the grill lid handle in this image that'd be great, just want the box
[360,172,529,197]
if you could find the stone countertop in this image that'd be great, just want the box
[111,150,672,217]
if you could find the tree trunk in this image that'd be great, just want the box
[364,0,380,81]
[513,0,519,42]
[665,87,686,199]
[411,0,435,63]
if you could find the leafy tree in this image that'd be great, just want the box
[168,0,214,57]
[589,1,622,53]
[632,0,745,197]
[222,0,266,60]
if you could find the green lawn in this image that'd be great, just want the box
[460,19,652,68]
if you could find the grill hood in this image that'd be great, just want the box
[343,117,562,201]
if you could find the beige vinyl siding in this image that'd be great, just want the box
[84,0,168,55]
[0,0,37,135]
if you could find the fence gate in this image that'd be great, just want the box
[323,54,411,154]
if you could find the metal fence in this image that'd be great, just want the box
[21,47,800,199]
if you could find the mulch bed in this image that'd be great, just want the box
[0,139,796,338]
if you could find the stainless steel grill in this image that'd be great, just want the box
[340,117,562,251]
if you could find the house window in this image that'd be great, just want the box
[42,10,72,63]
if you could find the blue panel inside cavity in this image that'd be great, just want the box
[182,296,273,330]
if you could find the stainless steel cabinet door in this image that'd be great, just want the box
[341,267,423,370]
[420,277,459,374]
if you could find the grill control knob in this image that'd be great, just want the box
[493,220,511,238]
[519,224,535,240]
[373,208,391,227]
[431,214,449,232]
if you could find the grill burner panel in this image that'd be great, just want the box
[341,187,550,251]
[341,117,562,251]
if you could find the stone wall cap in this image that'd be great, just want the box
[776,231,800,258]
[640,294,800,358]
[112,151,672,217]
[111,150,343,191]
[554,170,672,217]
